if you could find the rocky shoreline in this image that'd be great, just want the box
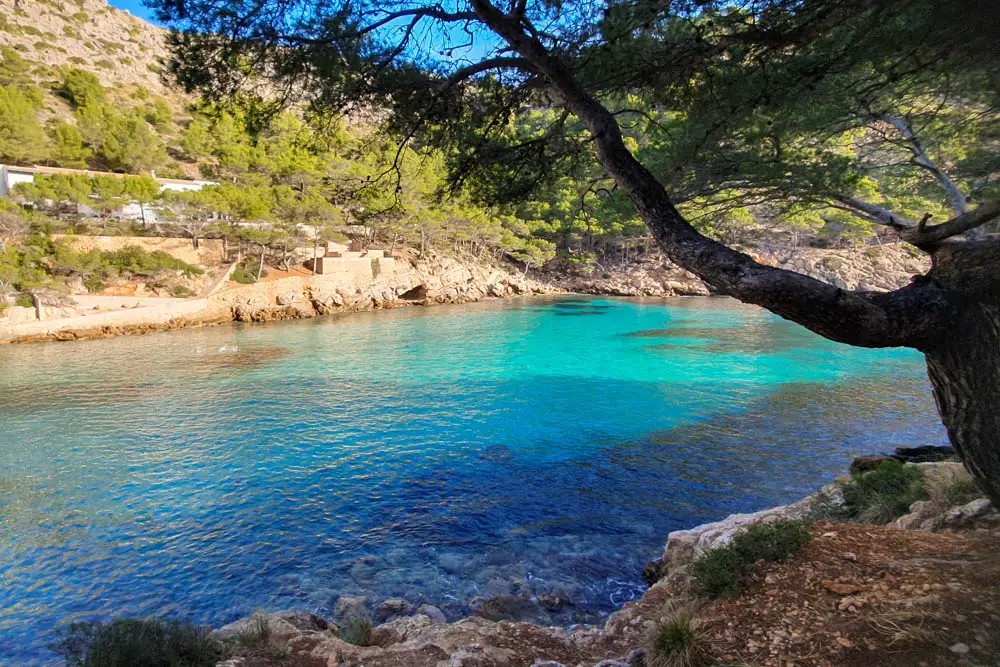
[0,252,558,344]
[547,243,929,297]
[206,453,999,667]
[1,243,930,345]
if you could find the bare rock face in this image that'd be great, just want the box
[894,497,998,531]
[546,243,930,297]
[210,252,555,325]
[213,611,625,667]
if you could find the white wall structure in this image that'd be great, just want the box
[0,165,218,198]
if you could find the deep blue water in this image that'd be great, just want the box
[0,296,946,663]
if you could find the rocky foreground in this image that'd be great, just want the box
[211,460,1000,667]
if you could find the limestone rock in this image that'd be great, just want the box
[375,598,415,623]
[417,604,448,624]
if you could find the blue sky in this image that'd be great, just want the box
[108,0,159,24]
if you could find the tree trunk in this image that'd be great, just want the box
[257,244,265,280]
[924,303,1000,506]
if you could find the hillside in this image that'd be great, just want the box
[0,0,170,93]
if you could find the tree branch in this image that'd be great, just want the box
[872,112,968,217]
[833,195,917,230]
[900,200,1000,248]
[466,0,954,350]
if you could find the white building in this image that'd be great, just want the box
[0,164,217,198]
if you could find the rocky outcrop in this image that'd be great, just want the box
[1,252,555,343]
[545,243,931,297]
[644,482,846,589]
[894,497,998,531]
[213,251,555,325]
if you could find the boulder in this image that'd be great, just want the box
[374,598,415,623]
[893,445,956,463]
[333,595,368,620]
[417,604,448,624]
[474,596,551,625]
[849,455,897,474]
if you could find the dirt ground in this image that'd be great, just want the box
[689,521,1000,666]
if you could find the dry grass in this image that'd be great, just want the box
[923,465,983,509]
[868,609,943,646]
[647,602,712,667]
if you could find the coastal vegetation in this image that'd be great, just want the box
[841,461,926,524]
[691,520,812,598]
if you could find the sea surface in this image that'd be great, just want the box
[0,296,946,662]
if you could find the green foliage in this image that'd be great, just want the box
[97,109,168,173]
[52,618,220,667]
[48,121,92,167]
[370,256,380,278]
[692,520,812,598]
[647,604,711,667]
[102,246,203,278]
[230,260,259,284]
[60,68,105,108]
[0,84,47,163]
[0,46,31,87]
[15,293,34,308]
[842,461,925,524]
[83,274,104,293]
[340,613,372,647]
[169,284,196,298]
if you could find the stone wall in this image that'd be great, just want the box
[52,235,226,267]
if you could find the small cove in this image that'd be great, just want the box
[0,296,947,663]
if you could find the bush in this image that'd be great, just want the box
[15,293,34,308]
[340,613,372,646]
[842,460,924,524]
[692,520,811,598]
[53,618,220,667]
[169,284,196,298]
[230,263,258,285]
[83,275,105,293]
[370,256,381,278]
[820,256,844,271]
[647,604,711,667]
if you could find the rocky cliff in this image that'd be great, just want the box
[547,243,930,297]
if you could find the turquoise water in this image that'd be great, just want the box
[0,296,945,662]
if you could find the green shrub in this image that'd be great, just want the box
[102,246,203,278]
[842,460,924,524]
[648,604,711,667]
[692,520,811,598]
[83,275,104,293]
[820,256,844,271]
[169,284,195,298]
[230,263,258,284]
[15,293,34,308]
[0,301,8,315]
[234,613,270,651]
[53,618,220,667]
[341,613,372,647]
[370,256,381,278]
